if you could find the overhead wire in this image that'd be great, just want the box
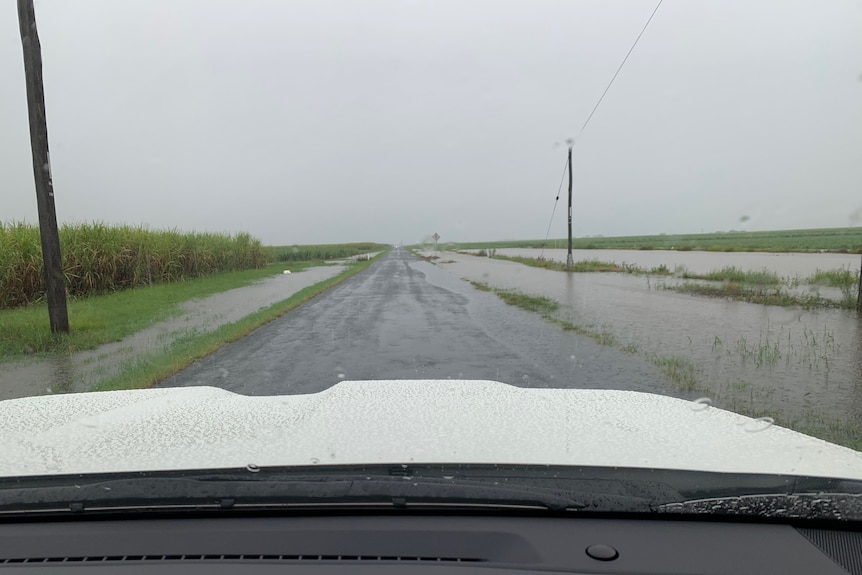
[571,0,664,147]
[539,157,571,258]
[539,0,664,246]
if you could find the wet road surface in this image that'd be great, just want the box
[160,249,672,396]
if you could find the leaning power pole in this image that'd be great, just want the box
[565,142,574,269]
[18,0,68,333]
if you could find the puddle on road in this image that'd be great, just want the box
[0,265,344,401]
[434,252,862,431]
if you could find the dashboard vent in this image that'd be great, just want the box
[0,554,484,565]
[797,528,862,575]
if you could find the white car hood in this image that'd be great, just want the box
[2,380,862,480]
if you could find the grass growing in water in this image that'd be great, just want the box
[803,268,859,308]
[669,282,846,309]
[466,253,673,276]
[469,281,558,314]
[502,255,622,272]
[806,268,857,289]
[570,259,624,272]
[473,253,651,274]
[681,266,781,285]
[491,255,577,271]
[467,278,861,450]
[495,291,559,315]
[650,356,703,392]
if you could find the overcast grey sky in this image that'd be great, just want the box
[2,1,861,245]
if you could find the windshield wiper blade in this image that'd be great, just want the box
[659,492,862,521]
[0,476,589,515]
[18,465,860,519]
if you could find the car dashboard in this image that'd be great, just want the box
[1,513,861,574]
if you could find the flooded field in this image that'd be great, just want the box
[474,247,861,278]
[434,250,862,441]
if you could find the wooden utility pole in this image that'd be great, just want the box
[18,0,69,333]
[566,143,574,269]
[857,252,862,314]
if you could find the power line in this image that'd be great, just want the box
[571,0,664,146]
[538,0,663,254]
[539,157,570,258]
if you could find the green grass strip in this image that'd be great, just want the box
[0,261,323,361]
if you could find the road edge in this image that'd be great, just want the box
[92,249,391,392]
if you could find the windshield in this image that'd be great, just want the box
[2,0,862,522]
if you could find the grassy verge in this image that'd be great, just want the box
[448,226,862,253]
[465,279,861,450]
[93,252,386,392]
[472,283,559,314]
[0,261,324,361]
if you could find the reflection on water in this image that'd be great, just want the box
[442,251,862,431]
[0,355,80,401]
[47,354,75,394]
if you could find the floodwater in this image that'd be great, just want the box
[477,247,861,277]
[433,251,862,433]
[0,265,344,401]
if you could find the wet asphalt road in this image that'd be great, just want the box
[160,249,672,396]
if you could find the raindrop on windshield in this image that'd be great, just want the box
[337,373,346,379]
[246,464,261,473]
[745,417,775,432]
[690,397,712,411]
